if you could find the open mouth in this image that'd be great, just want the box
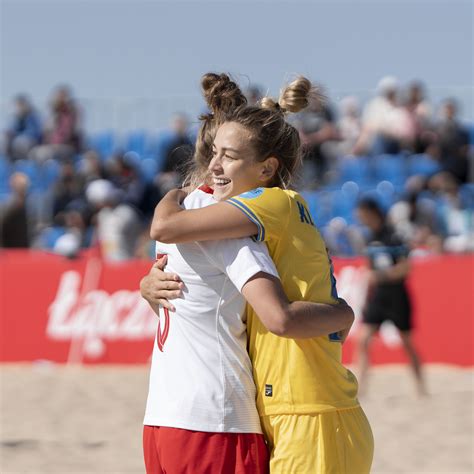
[213,177,231,187]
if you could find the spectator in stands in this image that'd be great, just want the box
[77,150,108,185]
[86,179,141,261]
[435,98,470,184]
[354,76,414,155]
[428,172,474,252]
[296,89,339,186]
[30,85,83,163]
[403,81,433,153]
[156,113,193,194]
[0,172,31,247]
[3,95,42,161]
[337,96,362,156]
[246,84,264,105]
[51,161,86,223]
[354,198,426,396]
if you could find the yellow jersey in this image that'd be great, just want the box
[227,187,359,416]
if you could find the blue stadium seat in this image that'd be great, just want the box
[88,131,116,159]
[125,130,147,156]
[0,156,11,194]
[338,156,371,185]
[408,154,441,177]
[459,183,474,210]
[373,154,407,186]
[140,158,158,183]
[332,182,360,224]
[39,226,66,249]
[301,190,334,227]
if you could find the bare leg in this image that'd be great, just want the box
[399,331,427,396]
[356,324,378,396]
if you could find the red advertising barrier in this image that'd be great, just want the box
[1,250,473,365]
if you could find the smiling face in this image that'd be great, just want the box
[209,122,273,201]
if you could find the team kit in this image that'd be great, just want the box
[141,73,375,474]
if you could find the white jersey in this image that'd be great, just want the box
[143,187,279,433]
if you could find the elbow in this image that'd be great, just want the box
[266,310,292,337]
[150,219,173,243]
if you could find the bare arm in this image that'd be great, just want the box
[242,272,354,340]
[150,189,257,243]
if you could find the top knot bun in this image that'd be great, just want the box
[201,73,247,115]
[260,76,323,115]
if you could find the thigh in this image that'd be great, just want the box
[153,427,268,474]
[143,425,164,474]
[261,409,374,474]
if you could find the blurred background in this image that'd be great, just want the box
[1,0,473,473]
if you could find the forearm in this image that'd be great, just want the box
[375,260,410,283]
[150,191,185,242]
[280,300,354,339]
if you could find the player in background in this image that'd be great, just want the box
[355,197,426,396]
[146,73,374,474]
[141,74,355,474]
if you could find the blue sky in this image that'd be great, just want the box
[1,0,472,129]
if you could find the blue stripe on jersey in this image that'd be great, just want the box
[227,198,266,241]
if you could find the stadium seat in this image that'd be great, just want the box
[39,226,67,249]
[338,156,371,185]
[408,154,441,178]
[372,154,407,187]
[88,131,116,159]
[459,183,474,210]
[140,158,159,183]
[300,190,334,227]
[332,181,360,224]
[125,130,147,156]
[0,156,11,194]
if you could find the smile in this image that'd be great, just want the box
[213,177,231,186]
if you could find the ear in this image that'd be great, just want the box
[259,157,279,184]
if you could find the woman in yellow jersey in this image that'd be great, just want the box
[148,74,374,473]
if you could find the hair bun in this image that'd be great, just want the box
[201,73,247,115]
[279,76,320,114]
[260,97,284,113]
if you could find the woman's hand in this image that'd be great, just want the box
[140,255,184,312]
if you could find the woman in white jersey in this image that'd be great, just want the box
[141,74,355,474]
[145,73,374,474]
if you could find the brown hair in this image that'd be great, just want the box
[185,74,323,189]
[228,76,321,188]
[183,73,247,188]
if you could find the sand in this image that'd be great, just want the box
[1,364,472,474]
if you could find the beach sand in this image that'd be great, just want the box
[1,364,472,473]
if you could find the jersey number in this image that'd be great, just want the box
[156,253,170,351]
[157,306,170,352]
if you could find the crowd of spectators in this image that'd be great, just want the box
[1,78,473,260]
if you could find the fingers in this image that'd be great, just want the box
[153,255,168,269]
[158,299,176,312]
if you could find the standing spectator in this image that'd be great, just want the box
[355,198,426,396]
[296,91,339,186]
[3,95,42,161]
[156,114,193,194]
[0,173,31,247]
[337,96,362,156]
[435,98,470,184]
[403,81,433,153]
[30,85,83,163]
[86,179,141,261]
[354,76,414,155]
[246,84,263,105]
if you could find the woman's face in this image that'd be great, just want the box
[209,122,267,202]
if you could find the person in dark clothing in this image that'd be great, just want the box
[436,99,470,184]
[0,173,30,247]
[355,198,426,396]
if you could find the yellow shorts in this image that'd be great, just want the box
[260,406,374,474]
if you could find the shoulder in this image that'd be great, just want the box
[183,187,216,210]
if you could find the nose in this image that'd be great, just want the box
[208,153,223,173]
